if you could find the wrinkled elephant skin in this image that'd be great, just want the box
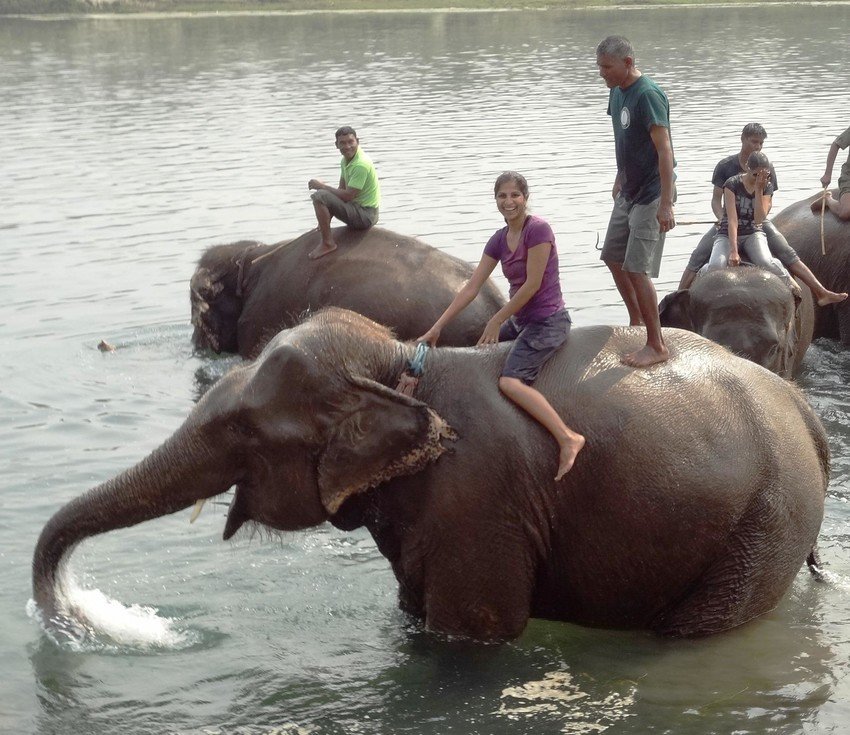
[33,309,828,643]
[190,227,505,358]
[774,192,850,346]
[660,267,813,378]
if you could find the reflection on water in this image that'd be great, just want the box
[2,5,850,734]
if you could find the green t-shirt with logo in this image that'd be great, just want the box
[607,74,676,205]
[341,148,381,209]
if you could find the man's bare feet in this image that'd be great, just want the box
[622,344,670,368]
[816,290,848,307]
[555,434,586,481]
[811,193,832,213]
[308,241,338,259]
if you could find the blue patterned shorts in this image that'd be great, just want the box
[498,308,571,385]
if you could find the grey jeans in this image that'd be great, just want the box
[686,219,798,272]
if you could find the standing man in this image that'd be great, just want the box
[596,36,676,367]
[307,126,381,259]
[812,125,850,221]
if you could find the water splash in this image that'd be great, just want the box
[27,571,199,652]
[497,669,635,734]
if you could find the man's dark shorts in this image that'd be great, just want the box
[312,189,379,230]
[498,308,571,385]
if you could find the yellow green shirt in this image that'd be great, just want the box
[835,126,850,184]
[341,148,380,209]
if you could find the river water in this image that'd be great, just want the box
[1,6,849,734]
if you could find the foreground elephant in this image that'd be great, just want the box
[33,309,828,642]
[190,226,505,358]
[773,192,850,345]
[659,266,813,378]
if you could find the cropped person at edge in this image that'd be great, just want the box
[596,35,676,368]
[418,172,585,481]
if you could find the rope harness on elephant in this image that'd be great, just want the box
[395,342,429,397]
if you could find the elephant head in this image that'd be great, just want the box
[190,240,275,354]
[659,267,811,378]
[33,309,456,633]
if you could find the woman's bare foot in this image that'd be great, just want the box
[816,290,848,307]
[309,241,338,259]
[555,434,586,481]
[622,344,670,368]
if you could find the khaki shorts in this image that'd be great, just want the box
[312,189,379,230]
[600,194,666,278]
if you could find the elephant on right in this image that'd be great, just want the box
[773,192,850,346]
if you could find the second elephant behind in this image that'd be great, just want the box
[190,226,506,358]
[660,266,813,378]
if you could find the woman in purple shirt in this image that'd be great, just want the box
[419,171,585,479]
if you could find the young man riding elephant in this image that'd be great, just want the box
[307,125,381,260]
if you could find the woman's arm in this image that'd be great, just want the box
[753,170,772,222]
[418,254,499,346]
[477,243,551,345]
[725,188,740,266]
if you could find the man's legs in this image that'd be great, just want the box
[763,220,847,304]
[605,261,644,325]
[310,196,338,259]
[677,225,716,290]
[601,198,643,325]
[621,271,669,367]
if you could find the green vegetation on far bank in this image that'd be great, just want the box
[0,0,827,16]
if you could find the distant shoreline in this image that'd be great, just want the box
[3,0,844,18]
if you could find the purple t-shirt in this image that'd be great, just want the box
[483,215,564,326]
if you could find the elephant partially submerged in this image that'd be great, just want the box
[659,266,813,378]
[190,226,506,358]
[773,192,850,346]
[33,309,828,642]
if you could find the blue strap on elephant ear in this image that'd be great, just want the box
[407,342,429,378]
[395,342,429,397]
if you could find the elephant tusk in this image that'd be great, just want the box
[189,499,206,523]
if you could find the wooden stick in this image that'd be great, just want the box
[820,186,828,255]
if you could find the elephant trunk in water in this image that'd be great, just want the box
[32,426,237,631]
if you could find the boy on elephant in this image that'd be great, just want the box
[307,126,381,260]
[812,125,850,221]
[418,171,585,480]
[678,123,846,306]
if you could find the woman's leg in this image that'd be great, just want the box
[742,232,789,279]
[498,310,584,480]
[498,377,585,481]
[706,234,730,271]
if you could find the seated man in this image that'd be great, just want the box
[812,124,850,221]
[679,123,846,306]
[307,126,381,259]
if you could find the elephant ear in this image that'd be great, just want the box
[318,375,457,514]
[658,289,694,331]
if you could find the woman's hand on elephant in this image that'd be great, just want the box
[729,251,741,267]
[418,327,441,347]
[476,318,502,346]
